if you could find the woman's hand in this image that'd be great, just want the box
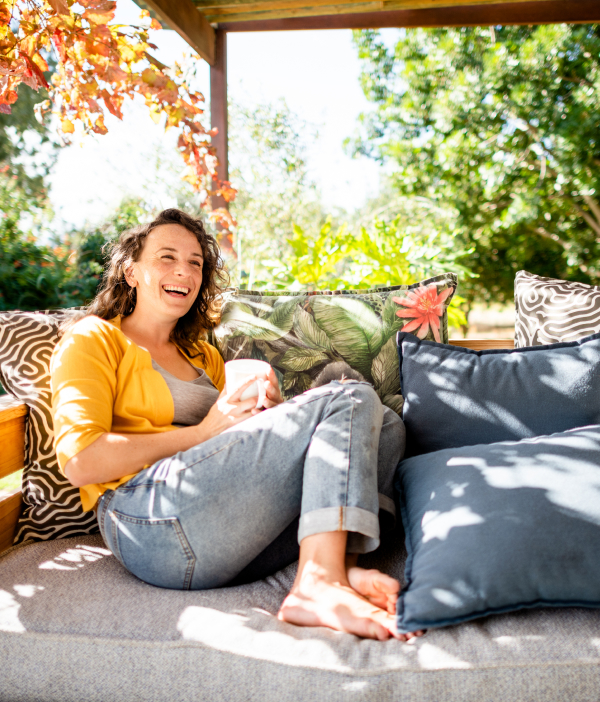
[64,377,261,487]
[198,377,263,440]
[262,367,284,409]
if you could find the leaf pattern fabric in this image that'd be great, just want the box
[212,274,458,415]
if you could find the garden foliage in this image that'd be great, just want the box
[351,24,600,303]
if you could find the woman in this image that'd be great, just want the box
[51,208,422,642]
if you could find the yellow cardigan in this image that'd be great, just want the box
[50,314,225,512]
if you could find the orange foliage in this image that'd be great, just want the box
[0,0,236,234]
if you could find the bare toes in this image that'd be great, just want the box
[347,567,400,613]
[277,584,400,641]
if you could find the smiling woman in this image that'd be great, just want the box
[49,208,421,642]
[85,210,227,364]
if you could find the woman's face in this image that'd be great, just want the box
[125,224,204,322]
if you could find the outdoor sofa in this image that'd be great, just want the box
[0,271,599,702]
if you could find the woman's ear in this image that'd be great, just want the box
[123,262,136,288]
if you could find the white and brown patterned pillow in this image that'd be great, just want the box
[514,271,600,347]
[0,310,98,544]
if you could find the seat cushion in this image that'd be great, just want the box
[0,534,599,702]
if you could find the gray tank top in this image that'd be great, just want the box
[151,359,220,427]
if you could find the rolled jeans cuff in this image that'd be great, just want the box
[378,493,396,535]
[298,506,380,554]
[378,493,395,519]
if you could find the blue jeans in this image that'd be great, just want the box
[97,381,405,590]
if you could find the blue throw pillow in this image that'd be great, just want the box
[397,331,600,456]
[395,426,600,634]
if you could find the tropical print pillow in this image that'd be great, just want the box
[212,273,458,415]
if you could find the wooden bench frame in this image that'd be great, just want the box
[0,338,514,552]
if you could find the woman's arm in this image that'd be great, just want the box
[64,380,261,488]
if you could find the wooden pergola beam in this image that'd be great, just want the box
[216,0,599,30]
[140,0,216,64]
[210,30,228,195]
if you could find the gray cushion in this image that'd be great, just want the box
[1,533,600,702]
[397,330,600,457]
[395,425,600,635]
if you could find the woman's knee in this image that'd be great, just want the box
[339,380,379,403]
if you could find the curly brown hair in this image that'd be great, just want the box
[86,208,229,358]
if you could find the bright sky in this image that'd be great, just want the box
[48,0,400,230]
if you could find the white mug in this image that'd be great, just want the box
[224,359,272,409]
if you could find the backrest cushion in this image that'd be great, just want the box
[395,425,600,633]
[515,270,600,347]
[212,273,458,416]
[397,330,600,456]
[0,310,98,543]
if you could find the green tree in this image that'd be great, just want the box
[59,198,150,307]
[350,24,600,304]
[0,81,58,203]
[0,176,64,311]
[0,79,63,311]
[229,100,331,287]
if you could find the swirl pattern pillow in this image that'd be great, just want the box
[212,273,458,416]
[0,310,98,544]
[515,270,600,347]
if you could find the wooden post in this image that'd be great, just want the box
[210,29,228,189]
[210,29,233,253]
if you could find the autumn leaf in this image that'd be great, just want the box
[92,114,107,134]
[60,118,74,133]
[32,53,49,73]
[47,0,69,15]
[24,55,49,89]
[52,30,67,62]
[100,88,122,119]
[0,3,11,25]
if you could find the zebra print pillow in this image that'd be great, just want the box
[0,310,98,544]
[514,271,600,347]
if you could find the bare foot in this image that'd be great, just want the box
[347,566,400,615]
[346,567,425,641]
[277,561,400,641]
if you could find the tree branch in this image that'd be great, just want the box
[572,201,600,239]
[533,226,570,250]
[559,74,595,87]
[582,194,600,228]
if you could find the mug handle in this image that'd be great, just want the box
[255,378,267,409]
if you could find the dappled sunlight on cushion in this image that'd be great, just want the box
[1,533,600,697]
[447,432,600,526]
[397,331,600,456]
[396,425,600,633]
[422,507,485,543]
[417,642,471,669]
[39,544,111,571]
